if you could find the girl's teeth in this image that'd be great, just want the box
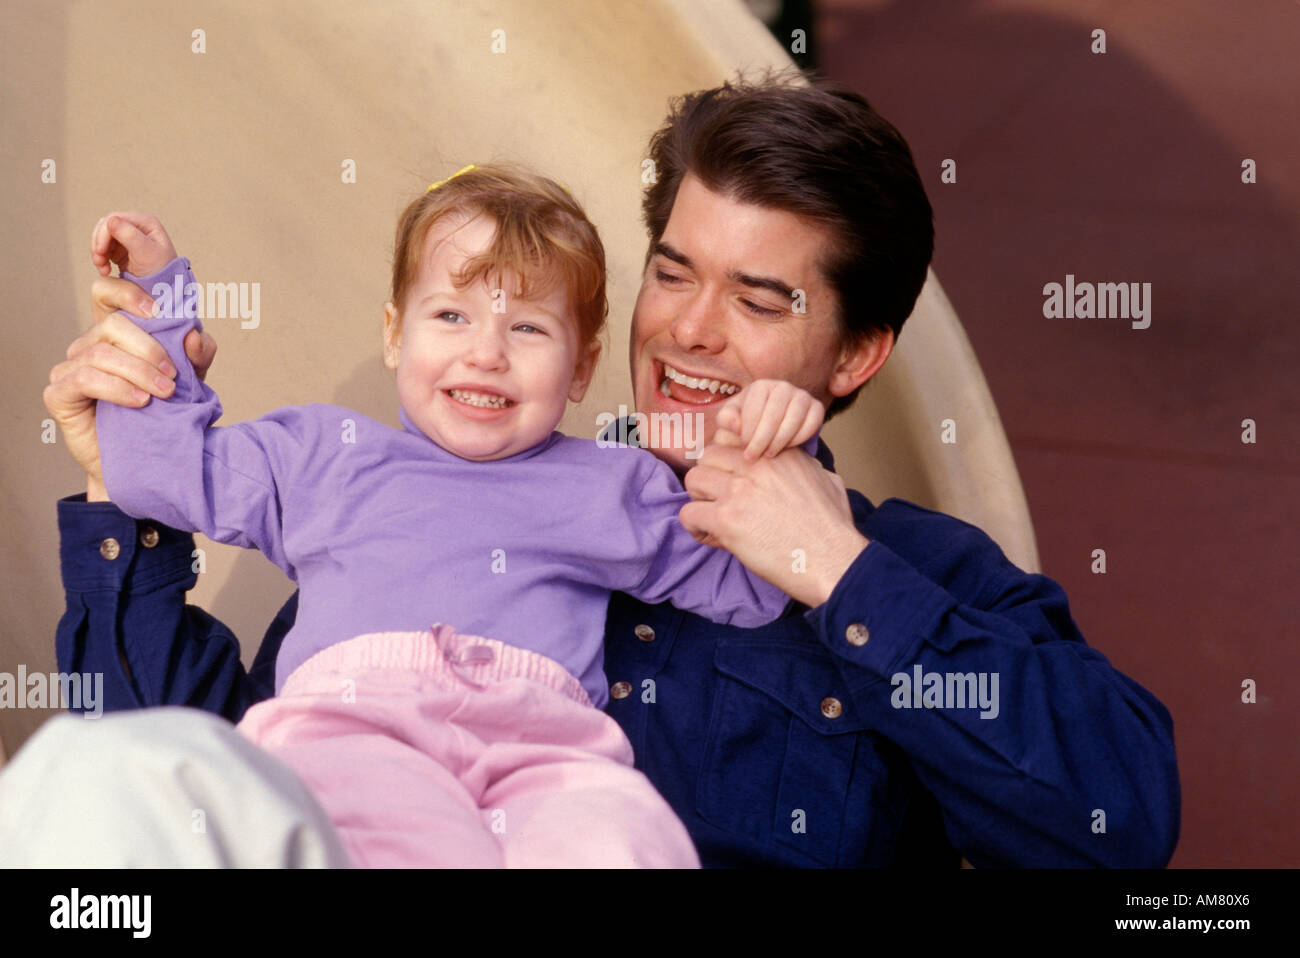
[450,389,511,408]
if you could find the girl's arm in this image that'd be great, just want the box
[613,381,824,625]
[615,453,793,628]
[97,256,301,578]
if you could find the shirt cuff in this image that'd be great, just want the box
[58,493,197,594]
[121,256,201,329]
[802,537,959,685]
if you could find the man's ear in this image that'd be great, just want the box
[828,327,894,400]
[567,340,603,403]
[382,302,401,370]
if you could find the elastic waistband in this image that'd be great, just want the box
[280,624,592,708]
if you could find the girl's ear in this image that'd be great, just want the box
[382,302,402,370]
[567,340,602,403]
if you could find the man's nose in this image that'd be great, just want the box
[671,287,727,353]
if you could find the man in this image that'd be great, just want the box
[34,73,1178,867]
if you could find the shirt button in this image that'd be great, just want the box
[820,696,843,719]
[634,624,656,643]
[610,681,633,700]
[845,622,870,646]
[139,525,160,548]
[99,537,121,561]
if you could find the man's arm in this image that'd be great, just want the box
[55,494,291,721]
[682,444,1178,867]
[803,497,1179,868]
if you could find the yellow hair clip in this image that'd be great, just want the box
[426,164,478,192]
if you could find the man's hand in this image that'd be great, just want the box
[680,443,869,608]
[45,276,217,501]
[714,379,825,461]
[90,211,178,278]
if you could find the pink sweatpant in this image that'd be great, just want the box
[234,625,700,868]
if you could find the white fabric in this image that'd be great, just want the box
[0,707,349,868]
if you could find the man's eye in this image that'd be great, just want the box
[656,270,683,285]
[741,299,782,317]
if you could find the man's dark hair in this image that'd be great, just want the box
[641,69,934,418]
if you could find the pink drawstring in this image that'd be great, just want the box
[431,623,496,689]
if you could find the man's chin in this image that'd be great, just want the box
[641,441,695,476]
[634,412,715,472]
[632,378,724,469]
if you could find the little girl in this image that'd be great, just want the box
[95,163,823,868]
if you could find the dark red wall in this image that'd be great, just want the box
[814,0,1299,868]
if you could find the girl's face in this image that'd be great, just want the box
[383,213,599,461]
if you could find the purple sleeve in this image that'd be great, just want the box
[617,455,791,628]
[96,257,299,579]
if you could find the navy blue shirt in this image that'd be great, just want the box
[54,439,1179,867]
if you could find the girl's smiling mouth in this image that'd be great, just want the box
[446,388,515,409]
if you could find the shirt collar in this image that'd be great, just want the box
[398,406,562,463]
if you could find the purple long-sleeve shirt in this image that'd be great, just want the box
[97,257,789,707]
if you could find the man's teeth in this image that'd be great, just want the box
[662,364,739,396]
[448,389,512,409]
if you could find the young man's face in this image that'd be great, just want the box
[629,172,879,473]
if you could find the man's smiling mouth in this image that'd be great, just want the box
[659,363,741,404]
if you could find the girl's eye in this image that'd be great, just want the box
[438,311,467,324]
[741,299,782,317]
[514,323,546,335]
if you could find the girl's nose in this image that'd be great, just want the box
[465,325,509,370]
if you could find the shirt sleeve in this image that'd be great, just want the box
[96,257,301,579]
[616,454,791,628]
[801,504,1180,868]
[54,493,279,722]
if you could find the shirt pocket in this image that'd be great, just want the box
[695,637,904,866]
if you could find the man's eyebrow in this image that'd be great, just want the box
[729,270,797,301]
[653,242,796,302]
[653,242,692,269]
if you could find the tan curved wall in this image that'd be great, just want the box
[0,0,1036,759]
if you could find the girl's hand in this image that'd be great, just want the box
[90,211,178,279]
[712,379,825,461]
[681,440,867,607]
